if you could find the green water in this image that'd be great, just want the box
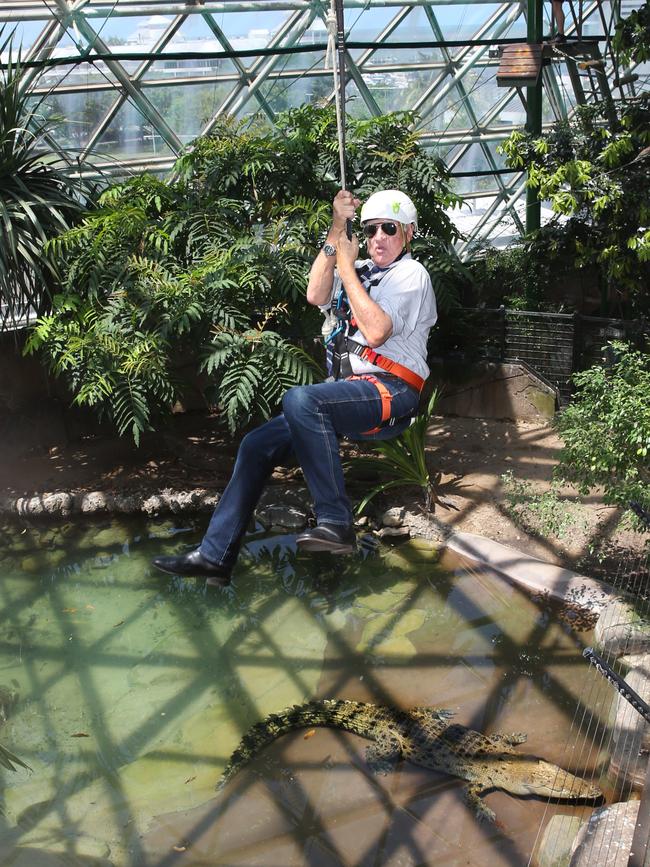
[0,518,608,866]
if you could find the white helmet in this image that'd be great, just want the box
[360,189,418,232]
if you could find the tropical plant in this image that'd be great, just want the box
[467,242,551,311]
[555,342,650,516]
[29,106,463,442]
[352,388,441,514]
[614,0,650,65]
[1,741,30,773]
[0,28,93,329]
[499,97,650,317]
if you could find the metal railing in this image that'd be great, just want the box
[440,307,649,399]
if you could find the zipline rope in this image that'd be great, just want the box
[325,0,346,192]
[326,0,352,238]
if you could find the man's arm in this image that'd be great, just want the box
[335,230,393,348]
[306,190,360,307]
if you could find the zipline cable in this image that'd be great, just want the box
[327,0,352,239]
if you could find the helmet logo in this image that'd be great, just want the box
[392,202,400,215]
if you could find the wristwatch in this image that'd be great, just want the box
[322,243,336,257]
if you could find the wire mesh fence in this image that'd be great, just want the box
[439,308,649,400]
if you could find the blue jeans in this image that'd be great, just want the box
[199,375,419,570]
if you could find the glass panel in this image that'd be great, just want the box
[147,83,233,145]
[344,5,408,47]
[368,44,446,67]
[343,79,372,121]
[86,98,172,160]
[34,91,115,152]
[218,10,294,43]
[143,56,240,83]
[9,21,49,52]
[436,4,502,40]
[257,75,327,114]
[363,67,439,116]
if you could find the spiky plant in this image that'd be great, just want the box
[353,389,442,514]
[0,28,92,329]
[0,741,30,773]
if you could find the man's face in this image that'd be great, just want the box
[363,219,414,268]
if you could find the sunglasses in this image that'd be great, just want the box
[362,221,400,238]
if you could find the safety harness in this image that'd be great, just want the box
[324,259,425,435]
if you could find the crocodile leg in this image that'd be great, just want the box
[464,784,496,823]
[365,733,402,775]
[412,707,456,721]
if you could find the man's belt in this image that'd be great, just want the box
[345,338,425,392]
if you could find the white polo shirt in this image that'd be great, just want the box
[329,253,437,382]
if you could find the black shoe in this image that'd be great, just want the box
[152,549,231,586]
[296,523,357,554]
[546,32,566,43]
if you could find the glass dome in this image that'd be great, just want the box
[5,0,648,248]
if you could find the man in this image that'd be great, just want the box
[152,188,437,585]
[547,0,566,41]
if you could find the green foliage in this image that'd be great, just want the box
[31,105,463,442]
[501,471,586,539]
[614,0,650,65]
[203,326,319,435]
[353,389,441,514]
[555,342,650,515]
[467,242,551,311]
[412,236,472,316]
[499,97,650,316]
[0,28,94,329]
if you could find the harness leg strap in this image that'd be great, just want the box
[348,374,394,434]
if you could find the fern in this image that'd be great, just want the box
[202,328,319,433]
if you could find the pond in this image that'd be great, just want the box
[0,517,612,866]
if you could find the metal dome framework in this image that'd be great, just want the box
[6,0,648,248]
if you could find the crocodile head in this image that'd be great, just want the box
[518,759,602,800]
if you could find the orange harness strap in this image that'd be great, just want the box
[347,340,425,393]
[348,374,395,435]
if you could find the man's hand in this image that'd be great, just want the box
[332,190,361,231]
[335,228,359,275]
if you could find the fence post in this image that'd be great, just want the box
[571,312,582,388]
[499,305,506,361]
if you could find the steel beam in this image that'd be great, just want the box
[5,0,537,23]
[524,0,543,234]
[50,0,183,153]
[81,13,187,160]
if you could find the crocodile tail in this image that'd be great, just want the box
[216,699,371,792]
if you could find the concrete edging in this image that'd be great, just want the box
[0,489,220,518]
[445,531,618,613]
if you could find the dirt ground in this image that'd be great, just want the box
[1,407,643,579]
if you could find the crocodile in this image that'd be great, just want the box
[217,699,602,822]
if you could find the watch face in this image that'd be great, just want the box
[323,243,336,257]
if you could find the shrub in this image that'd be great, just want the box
[499,97,650,317]
[555,342,650,515]
[614,0,650,64]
